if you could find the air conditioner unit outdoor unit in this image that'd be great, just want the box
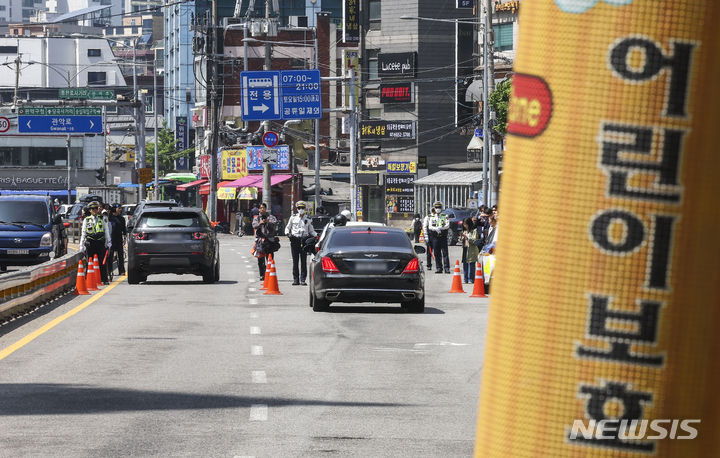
[337,152,350,165]
[337,139,348,149]
[288,15,308,28]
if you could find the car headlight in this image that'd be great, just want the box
[40,232,52,247]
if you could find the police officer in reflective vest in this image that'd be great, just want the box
[80,201,112,284]
[428,201,451,273]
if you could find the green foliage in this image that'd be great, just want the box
[489,78,513,135]
[146,120,195,175]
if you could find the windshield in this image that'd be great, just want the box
[0,201,50,225]
[138,212,205,228]
[327,230,412,250]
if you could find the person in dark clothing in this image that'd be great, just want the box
[108,204,127,275]
[252,203,277,281]
[412,213,422,243]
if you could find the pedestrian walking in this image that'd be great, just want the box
[284,201,317,285]
[252,203,277,281]
[108,204,127,275]
[79,201,111,284]
[460,217,480,283]
[422,209,434,270]
[428,201,451,273]
[412,213,422,243]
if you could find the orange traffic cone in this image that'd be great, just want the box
[449,260,465,293]
[86,257,98,291]
[470,262,487,298]
[75,260,89,295]
[93,254,103,287]
[264,260,282,295]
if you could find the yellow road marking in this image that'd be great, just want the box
[0,274,127,362]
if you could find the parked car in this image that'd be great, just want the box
[126,207,219,284]
[121,204,137,225]
[0,195,68,271]
[56,204,72,219]
[127,200,178,227]
[441,208,474,245]
[308,225,425,313]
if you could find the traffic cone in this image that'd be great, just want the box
[75,260,89,295]
[93,254,103,287]
[449,260,465,293]
[470,262,487,298]
[419,229,425,243]
[263,260,282,295]
[86,257,98,291]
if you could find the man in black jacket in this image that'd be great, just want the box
[108,204,127,275]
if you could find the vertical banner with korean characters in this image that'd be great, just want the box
[475,1,720,457]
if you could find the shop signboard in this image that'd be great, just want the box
[386,161,417,174]
[360,120,416,140]
[221,149,249,180]
[246,145,290,171]
[378,52,417,78]
[385,173,415,213]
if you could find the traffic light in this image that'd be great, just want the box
[95,167,106,183]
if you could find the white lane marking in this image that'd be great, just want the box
[251,371,267,383]
[250,312,258,319]
[249,404,268,421]
[373,347,430,353]
[413,341,469,348]
[250,326,261,335]
[247,278,255,283]
[249,298,258,305]
[241,256,248,259]
[251,345,263,356]
[249,287,256,292]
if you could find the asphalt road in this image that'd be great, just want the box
[0,234,489,457]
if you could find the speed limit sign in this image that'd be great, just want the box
[0,116,10,133]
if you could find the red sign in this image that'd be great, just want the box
[507,73,553,137]
[198,154,211,178]
[380,83,414,103]
[262,131,279,148]
[0,116,10,133]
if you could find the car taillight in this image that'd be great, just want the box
[321,256,340,273]
[192,232,208,240]
[402,258,419,274]
[133,232,147,240]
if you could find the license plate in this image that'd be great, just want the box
[6,249,29,255]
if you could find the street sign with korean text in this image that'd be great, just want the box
[360,120,416,140]
[386,161,417,174]
[280,70,321,119]
[137,168,153,184]
[240,71,281,121]
[59,88,115,100]
[247,145,290,171]
[18,106,103,134]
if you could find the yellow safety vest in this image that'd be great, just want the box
[84,216,105,241]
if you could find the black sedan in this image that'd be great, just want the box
[127,207,220,284]
[308,225,426,313]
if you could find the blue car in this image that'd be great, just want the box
[0,195,67,271]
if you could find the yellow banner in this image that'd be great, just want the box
[476,1,720,457]
[217,187,236,200]
[237,187,257,200]
[221,149,248,180]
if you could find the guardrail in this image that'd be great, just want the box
[0,251,82,323]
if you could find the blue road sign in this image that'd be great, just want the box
[280,70,321,119]
[240,70,322,121]
[241,71,282,121]
[18,115,103,134]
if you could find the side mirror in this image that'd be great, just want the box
[127,223,134,231]
[414,245,426,254]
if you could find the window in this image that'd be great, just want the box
[106,104,117,113]
[145,94,153,113]
[369,0,381,30]
[367,49,379,81]
[0,46,18,53]
[0,5,6,10]
[368,108,382,119]
[22,0,33,7]
[493,23,514,51]
[87,48,101,57]
[87,72,106,86]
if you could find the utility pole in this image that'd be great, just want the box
[481,0,494,207]
[261,0,272,210]
[137,91,147,201]
[313,23,320,211]
[13,54,21,108]
[153,50,159,196]
[208,2,219,221]
[66,134,71,204]
[349,68,357,218]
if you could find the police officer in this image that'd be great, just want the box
[428,201,450,273]
[284,201,317,285]
[422,208,434,271]
[80,201,111,284]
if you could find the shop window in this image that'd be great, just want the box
[493,23,514,51]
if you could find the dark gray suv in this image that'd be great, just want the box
[127,207,219,284]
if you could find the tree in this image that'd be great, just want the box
[489,77,512,135]
[146,121,195,175]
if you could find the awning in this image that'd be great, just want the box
[199,181,235,196]
[117,181,170,188]
[199,175,293,196]
[176,179,208,192]
[225,175,262,188]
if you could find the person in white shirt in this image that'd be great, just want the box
[79,201,112,284]
[284,201,317,285]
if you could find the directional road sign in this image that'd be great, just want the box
[240,70,322,121]
[18,106,103,134]
[241,71,281,121]
[59,88,115,100]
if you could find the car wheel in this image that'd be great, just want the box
[308,287,314,308]
[202,264,216,283]
[0,264,6,272]
[406,296,425,313]
[127,268,142,285]
[213,256,220,282]
[312,291,330,312]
